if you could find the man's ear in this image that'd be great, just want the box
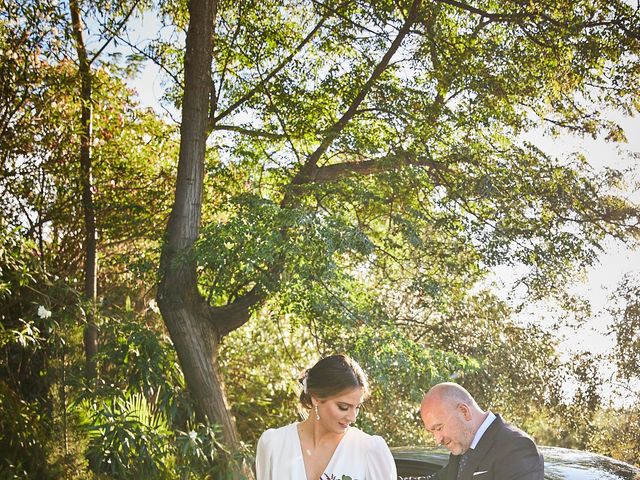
[457,402,472,420]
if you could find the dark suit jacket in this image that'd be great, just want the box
[434,414,544,480]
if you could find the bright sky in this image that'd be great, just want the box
[523,114,639,349]
[489,114,640,404]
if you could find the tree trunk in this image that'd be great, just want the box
[70,0,98,380]
[158,289,240,443]
[156,0,250,475]
[158,0,420,476]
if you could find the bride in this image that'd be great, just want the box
[255,354,397,480]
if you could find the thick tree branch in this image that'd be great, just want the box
[210,288,263,337]
[292,0,423,183]
[308,151,443,184]
[212,124,286,139]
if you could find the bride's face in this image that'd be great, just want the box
[315,387,364,434]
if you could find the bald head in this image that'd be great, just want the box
[422,383,480,411]
[420,383,486,455]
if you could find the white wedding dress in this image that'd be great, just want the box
[255,422,397,480]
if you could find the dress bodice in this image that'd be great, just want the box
[255,423,397,480]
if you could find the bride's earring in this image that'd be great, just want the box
[314,405,320,421]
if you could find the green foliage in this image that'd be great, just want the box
[90,309,186,416]
[588,405,640,467]
[609,276,640,382]
[82,392,172,479]
[0,381,58,479]
[0,224,65,477]
[197,192,376,305]
[220,308,315,443]
[174,423,226,479]
[66,309,244,480]
[2,0,640,475]
[194,0,640,302]
[352,323,473,446]
[416,291,564,422]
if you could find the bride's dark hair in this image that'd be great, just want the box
[298,354,369,410]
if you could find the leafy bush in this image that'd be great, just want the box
[0,380,57,479]
[82,392,172,479]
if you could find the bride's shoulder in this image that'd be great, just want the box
[346,427,378,443]
[346,427,390,450]
[258,422,297,444]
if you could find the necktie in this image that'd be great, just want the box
[456,448,473,480]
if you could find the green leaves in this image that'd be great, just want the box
[609,276,640,383]
[82,392,173,479]
[196,192,376,304]
[190,0,640,311]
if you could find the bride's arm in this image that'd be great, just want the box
[255,429,274,480]
[366,435,397,479]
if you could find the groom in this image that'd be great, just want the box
[420,383,544,480]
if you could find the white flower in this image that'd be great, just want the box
[188,430,197,442]
[37,306,52,319]
[148,299,160,314]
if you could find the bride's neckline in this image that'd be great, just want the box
[296,422,351,480]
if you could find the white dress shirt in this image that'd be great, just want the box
[470,411,496,449]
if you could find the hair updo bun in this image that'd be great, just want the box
[298,354,369,410]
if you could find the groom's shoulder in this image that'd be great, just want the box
[492,415,540,451]
[494,415,531,437]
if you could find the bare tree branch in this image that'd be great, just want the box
[89,0,143,65]
[435,0,561,24]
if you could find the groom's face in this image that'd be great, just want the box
[421,401,475,455]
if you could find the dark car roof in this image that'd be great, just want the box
[391,445,640,480]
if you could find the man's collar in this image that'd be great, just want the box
[470,411,496,450]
